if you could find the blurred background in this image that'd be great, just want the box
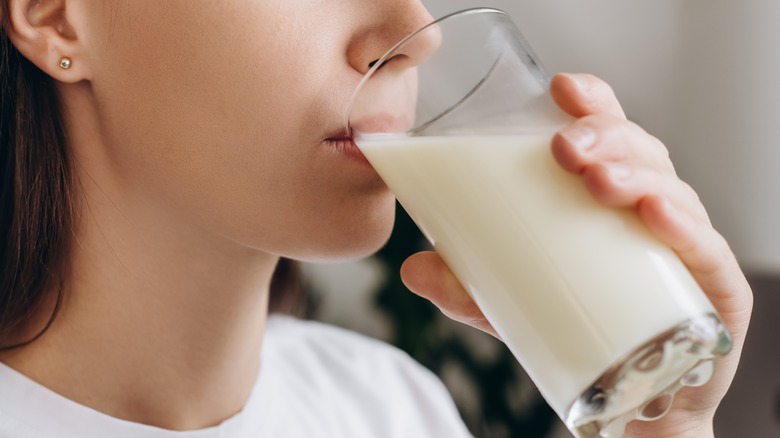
[300,1,780,436]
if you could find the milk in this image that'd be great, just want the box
[357,133,716,416]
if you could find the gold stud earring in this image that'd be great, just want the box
[59,57,72,70]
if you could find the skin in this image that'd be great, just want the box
[2,0,752,436]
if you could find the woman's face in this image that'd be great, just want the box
[72,1,434,261]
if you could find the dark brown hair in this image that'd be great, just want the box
[0,5,302,351]
[0,3,72,350]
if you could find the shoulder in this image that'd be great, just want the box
[262,315,472,437]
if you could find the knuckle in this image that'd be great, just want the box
[679,180,703,204]
[687,231,730,277]
[584,76,618,104]
[670,180,709,221]
[584,114,629,137]
[582,112,619,127]
[648,135,671,159]
[582,116,631,159]
[614,122,673,168]
[710,231,735,265]
[583,164,625,203]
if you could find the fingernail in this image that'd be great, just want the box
[607,164,631,182]
[563,73,591,93]
[573,73,591,88]
[560,126,596,152]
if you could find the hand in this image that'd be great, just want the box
[400,73,753,437]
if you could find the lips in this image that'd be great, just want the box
[323,129,372,166]
[322,112,412,168]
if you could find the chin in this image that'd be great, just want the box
[307,225,395,263]
[341,229,395,261]
[291,205,397,263]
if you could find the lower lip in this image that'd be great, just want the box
[324,138,373,167]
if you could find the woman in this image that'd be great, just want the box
[0,1,752,437]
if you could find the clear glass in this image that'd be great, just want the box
[347,8,732,438]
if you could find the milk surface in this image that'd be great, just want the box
[357,133,716,415]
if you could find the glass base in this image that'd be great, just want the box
[564,313,732,438]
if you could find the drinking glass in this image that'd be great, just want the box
[346,8,732,437]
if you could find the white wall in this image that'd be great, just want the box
[421,0,684,155]
[674,0,780,273]
[422,0,780,274]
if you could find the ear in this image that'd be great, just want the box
[5,0,90,83]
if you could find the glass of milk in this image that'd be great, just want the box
[346,8,732,438]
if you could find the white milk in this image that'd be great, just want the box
[357,133,716,416]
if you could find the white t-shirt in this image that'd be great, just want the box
[0,316,473,438]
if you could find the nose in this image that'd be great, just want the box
[347,0,441,75]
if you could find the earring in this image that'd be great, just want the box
[59,57,72,70]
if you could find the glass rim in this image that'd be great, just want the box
[344,7,510,132]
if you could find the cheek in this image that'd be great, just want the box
[83,3,394,259]
[88,1,341,182]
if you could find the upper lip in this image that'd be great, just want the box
[346,114,413,136]
[323,114,412,142]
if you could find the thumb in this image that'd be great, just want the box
[400,251,497,338]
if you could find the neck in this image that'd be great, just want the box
[0,85,280,431]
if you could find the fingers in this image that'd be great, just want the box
[550,76,753,333]
[638,195,752,316]
[400,251,498,338]
[552,114,674,176]
[637,196,717,268]
[551,114,721,275]
[550,73,627,119]
[551,114,696,212]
